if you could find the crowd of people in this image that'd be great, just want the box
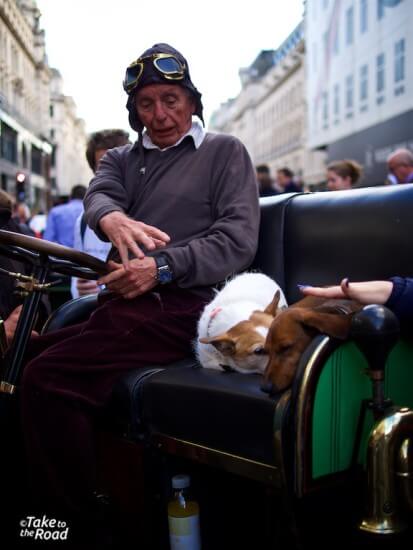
[255,147,413,197]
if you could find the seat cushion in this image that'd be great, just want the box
[137,364,282,464]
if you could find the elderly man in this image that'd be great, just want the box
[20,43,259,535]
[387,148,413,184]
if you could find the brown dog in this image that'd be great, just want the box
[264,295,363,391]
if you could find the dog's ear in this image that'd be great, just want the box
[299,310,353,340]
[264,290,281,317]
[199,334,236,356]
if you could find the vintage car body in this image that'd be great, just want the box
[0,184,412,549]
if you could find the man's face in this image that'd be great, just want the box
[135,84,195,149]
[277,171,290,188]
[388,160,411,184]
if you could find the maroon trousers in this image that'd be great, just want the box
[20,286,209,515]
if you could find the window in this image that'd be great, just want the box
[360,0,368,33]
[0,122,17,163]
[49,104,54,117]
[346,6,354,45]
[333,84,340,122]
[345,75,354,110]
[360,64,368,101]
[376,53,385,93]
[394,38,405,83]
[31,146,42,175]
[333,21,339,55]
[322,91,329,127]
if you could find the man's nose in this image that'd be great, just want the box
[153,101,167,120]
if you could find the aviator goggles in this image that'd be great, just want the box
[123,53,186,94]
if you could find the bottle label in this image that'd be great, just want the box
[168,514,201,550]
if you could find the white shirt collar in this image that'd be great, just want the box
[142,121,205,151]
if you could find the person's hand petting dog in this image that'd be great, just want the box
[98,258,158,299]
[299,278,394,305]
[99,211,170,268]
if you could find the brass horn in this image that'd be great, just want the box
[359,407,413,535]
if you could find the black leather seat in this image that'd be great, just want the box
[110,361,282,465]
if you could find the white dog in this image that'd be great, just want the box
[196,272,287,374]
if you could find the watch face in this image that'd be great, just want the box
[158,265,173,284]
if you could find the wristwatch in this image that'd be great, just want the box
[154,255,174,285]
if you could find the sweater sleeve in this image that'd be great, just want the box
[161,137,260,287]
[83,147,129,241]
[385,276,413,325]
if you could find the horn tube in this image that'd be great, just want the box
[360,407,413,535]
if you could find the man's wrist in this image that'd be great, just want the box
[154,255,174,285]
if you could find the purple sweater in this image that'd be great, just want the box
[84,133,260,290]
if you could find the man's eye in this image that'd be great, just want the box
[164,97,177,106]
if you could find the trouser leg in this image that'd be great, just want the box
[20,287,208,516]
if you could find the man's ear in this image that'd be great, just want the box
[299,310,353,339]
[199,333,236,356]
[264,290,281,317]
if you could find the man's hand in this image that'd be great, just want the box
[99,211,170,267]
[4,305,38,345]
[76,278,101,296]
[97,258,158,299]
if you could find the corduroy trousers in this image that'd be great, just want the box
[20,286,210,517]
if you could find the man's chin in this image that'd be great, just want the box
[151,130,178,148]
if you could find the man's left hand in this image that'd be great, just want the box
[97,258,158,299]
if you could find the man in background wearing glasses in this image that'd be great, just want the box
[20,43,260,541]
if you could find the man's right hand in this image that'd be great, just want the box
[99,211,170,268]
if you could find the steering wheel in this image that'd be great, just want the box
[0,230,109,395]
[0,229,109,279]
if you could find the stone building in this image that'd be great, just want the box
[0,0,92,211]
[307,0,412,186]
[0,0,51,207]
[49,69,92,199]
[210,22,326,187]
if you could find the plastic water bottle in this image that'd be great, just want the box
[168,474,201,550]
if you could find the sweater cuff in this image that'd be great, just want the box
[385,276,406,310]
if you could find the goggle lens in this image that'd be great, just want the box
[124,63,143,92]
[153,56,183,75]
[123,54,185,93]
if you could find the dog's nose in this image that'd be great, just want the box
[260,380,276,394]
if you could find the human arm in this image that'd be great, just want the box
[160,136,260,287]
[300,278,394,304]
[83,147,169,267]
[301,276,413,324]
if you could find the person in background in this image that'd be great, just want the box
[326,159,363,190]
[276,167,301,193]
[29,210,47,238]
[255,164,279,197]
[43,184,86,247]
[300,277,413,326]
[71,129,130,298]
[12,202,34,236]
[387,148,413,184]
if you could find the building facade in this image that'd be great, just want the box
[306,0,412,185]
[0,0,52,207]
[49,69,92,198]
[0,0,92,211]
[210,23,326,186]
